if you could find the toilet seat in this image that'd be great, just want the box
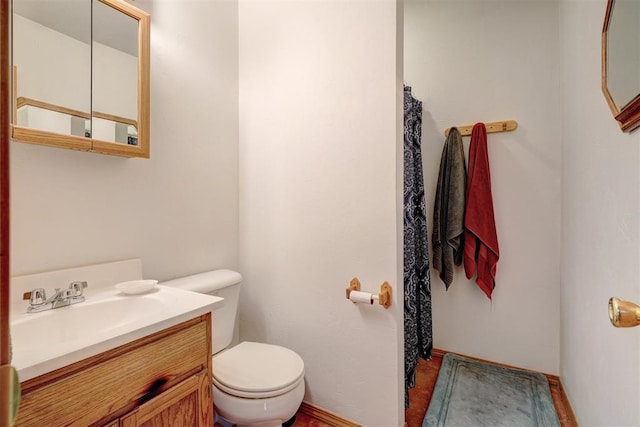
[213,341,305,399]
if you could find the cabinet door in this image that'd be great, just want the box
[121,370,212,427]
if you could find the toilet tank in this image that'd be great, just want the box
[161,269,242,354]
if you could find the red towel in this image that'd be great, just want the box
[463,123,499,299]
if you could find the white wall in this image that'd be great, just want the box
[238,1,403,425]
[10,0,239,282]
[560,1,640,425]
[404,0,562,375]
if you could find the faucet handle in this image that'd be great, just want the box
[68,281,88,297]
[23,288,46,305]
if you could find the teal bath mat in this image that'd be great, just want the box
[423,353,560,427]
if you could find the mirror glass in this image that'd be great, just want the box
[606,0,640,111]
[92,0,139,146]
[12,0,91,139]
[603,0,640,132]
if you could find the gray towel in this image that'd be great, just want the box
[432,127,467,288]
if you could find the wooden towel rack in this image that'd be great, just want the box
[444,120,518,137]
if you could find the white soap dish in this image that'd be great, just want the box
[115,279,158,295]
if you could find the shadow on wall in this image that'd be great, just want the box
[238,287,268,343]
[420,107,441,248]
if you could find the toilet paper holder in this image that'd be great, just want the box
[345,277,392,309]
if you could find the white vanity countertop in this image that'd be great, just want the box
[11,285,223,382]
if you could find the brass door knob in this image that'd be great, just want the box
[608,297,640,327]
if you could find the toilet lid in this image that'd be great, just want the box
[213,342,305,399]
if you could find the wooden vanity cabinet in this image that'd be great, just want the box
[15,314,213,427]
[118,369,210,427]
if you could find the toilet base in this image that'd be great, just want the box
[213,379,305,427]
[214,413,296,427]
[283,414,297,427]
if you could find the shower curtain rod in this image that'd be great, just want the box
[444,120,518,137]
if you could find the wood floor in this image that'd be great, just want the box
[293,412,333,427]
[294,351,577,427]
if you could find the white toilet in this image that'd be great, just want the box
[162,270,305,427]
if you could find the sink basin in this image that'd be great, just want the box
[10,284,223,382]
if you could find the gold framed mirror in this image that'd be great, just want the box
[602,0,640,133]
[11,0,150,158]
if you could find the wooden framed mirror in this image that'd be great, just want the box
[602,0,640,133]
[11,0,150,158]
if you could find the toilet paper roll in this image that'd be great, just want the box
[349,290,374,304]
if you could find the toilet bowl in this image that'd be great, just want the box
[213,342,305,427]
[161,270,305,427]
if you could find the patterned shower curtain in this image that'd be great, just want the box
[403,85,433,408]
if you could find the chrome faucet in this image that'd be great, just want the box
[23,281,88,313]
